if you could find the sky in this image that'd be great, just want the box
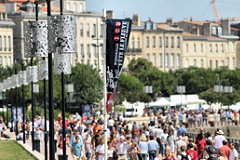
[86,0,240,22]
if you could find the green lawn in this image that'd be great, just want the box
[0,140,37,160]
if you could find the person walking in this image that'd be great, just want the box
[71,136,84,160]
[138,135,148,160]
[148,135,159,160]
[229,142,238,160]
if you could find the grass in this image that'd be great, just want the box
[0,140,37,160]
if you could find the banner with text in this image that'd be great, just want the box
[106,19,132,113]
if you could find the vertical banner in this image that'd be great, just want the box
[106,19,132,113]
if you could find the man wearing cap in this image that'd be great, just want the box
[213,130,227,149]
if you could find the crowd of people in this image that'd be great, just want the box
[0,109,240,160]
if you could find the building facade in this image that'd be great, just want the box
[0,11,14,67]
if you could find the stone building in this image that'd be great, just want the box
[0,6,14,67]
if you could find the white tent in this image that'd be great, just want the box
[149,97,170,107]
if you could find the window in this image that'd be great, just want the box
[210,44,212,52]
[93,24,96,37]
[227,57,229,67]
[159,37,162,48]
[100,24,103,37]
[193,44,196,53]
[165,37,168,48]
[177,54,180,68]
[4,56,6,67]
[66,3,70,10]
[177,36,180,48]
[215,44,218,52]
[201,59,204,67]
[226,43,229,52]
[0,36,2,51]
[8,36,11,51]
[152,36,156,48]
[186,44,189,53]
[94,45,97,58]
[221,44,224,52]
[221,60,224,66]
[170,53,174,68]
[185,59,189,67]
[232,42,235,51]
[210,60,212,69]
[201,44,203,53]
[194,59,197,66]
[4,36,6,51]
[216,60,218,68]
[80,23,83,37]
[79,3,83,12]
[87,24,90,37]
[159,53,162,68]
[146,54,150,61]
[171,37,174,48]
[137,38,140,49]
[132,37,135,49]
[146,37,149,48]
[152,53,156,66]
[73,3,77,12]
[81,44,84,58]
[165,53,168,68]
[8,56,11,66]
[87,44,90,58]
[233,57,235,69]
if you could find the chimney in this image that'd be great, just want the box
[132,14,141,26]
[220,19,230,35]
[203,22,210,36]
[106,10,114,19]
[166,17,173,26]
[6,2,16,14]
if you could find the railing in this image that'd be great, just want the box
[188,131,240,153]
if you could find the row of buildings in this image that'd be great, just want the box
[0,0,240,72]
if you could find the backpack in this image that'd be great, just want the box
[180,154,189,160]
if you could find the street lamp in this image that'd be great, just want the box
[67,83,74,114]
[144,77,153,115]
[177,80,186,108]
[224,80,233,110]
[214,78,223,110]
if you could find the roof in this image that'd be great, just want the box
[179,20,218,26]
[183,32,226,41]
[157,23,183,32]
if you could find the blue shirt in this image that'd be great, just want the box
[72,141,83,156]
[139,141,148,154]
[147,140,159,151]
[70,135,83,147]
[179,113,183,120]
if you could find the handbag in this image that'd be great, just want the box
[113,151,118,159]
[137,153,143,160]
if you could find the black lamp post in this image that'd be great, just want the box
[214,78,223,110]
[144,77,153,115]
[177,79,186,108]
[224,80,233,110]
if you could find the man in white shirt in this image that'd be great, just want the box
[229,142,238,160]
[96,139,105,160]
[153,125,163,138]
[213,130,226,149]
[108,117,115,127]
[116,136,128,160]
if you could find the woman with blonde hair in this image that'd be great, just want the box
[128,142,141,160]
[138,135,148,160]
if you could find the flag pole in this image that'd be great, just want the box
[102,9,108,160]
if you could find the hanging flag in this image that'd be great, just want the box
[106,19,132,113]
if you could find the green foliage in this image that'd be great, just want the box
[71,63,103,106]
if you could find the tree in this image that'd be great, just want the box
[114,73,146,105]
[71,63,103,106]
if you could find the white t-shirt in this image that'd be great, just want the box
[116,142,128,154]
[127,123,133,131]
[96,144,105,160]
[213,135,227,149]
[177,152,192,160]
[108,119,115,127]
[230,148,238,160]
[161,133,168,145]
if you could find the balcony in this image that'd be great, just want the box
[127,48,142,55]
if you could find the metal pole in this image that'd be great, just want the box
[102,9,107,160]
[59,0,66,158]
[47,0,54,158]
[43,58,48,160]
[15,60,18,136]
[10,68,13,132]
[22,61,26,144]
[31,58,35,151]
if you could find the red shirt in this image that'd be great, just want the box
[218,145,231,160]
[187,150,198,160]
[196,138,206,151]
